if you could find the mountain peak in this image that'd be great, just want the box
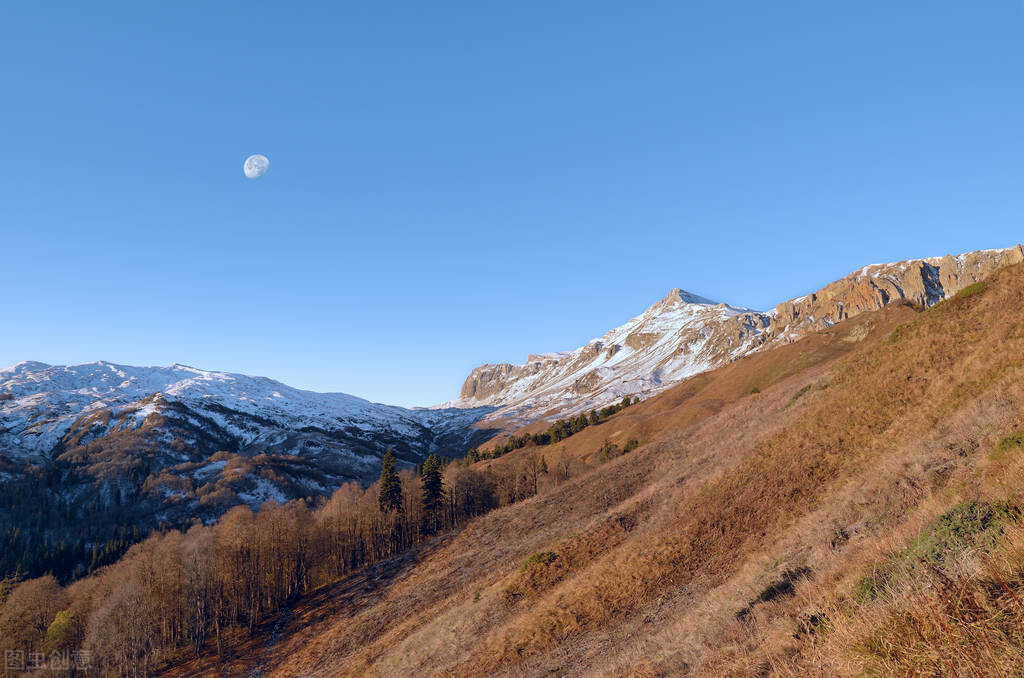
[0,361,51,376]
[662,288,717,306]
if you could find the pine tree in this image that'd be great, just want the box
[421,454,444,530]
[377,449,403,514]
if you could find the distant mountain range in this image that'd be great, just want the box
[0,361,493,533]
[0,244,1020,544]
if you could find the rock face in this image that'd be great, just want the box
[457,245,1024,422]
[769,246,1024,341]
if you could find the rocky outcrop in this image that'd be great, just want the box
[457,245,1024,423]
[460,358,562,401]
[768,245,1024,341]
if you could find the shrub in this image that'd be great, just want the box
[852,566,893,603]
[521,551,557,571]
[990,432,1024,461]
[909,501,1015,567]
[956,281,987,299]
[597,440,622,461]
[886,323,907,345]
[783,384,813,409]
[623,439,639,452]
[749,386,760,394]
[852,500,1019,601]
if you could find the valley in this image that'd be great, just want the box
[3,245,1024,676]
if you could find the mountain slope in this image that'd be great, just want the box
[0,362,492,581]
[456,289,770,423]
[0,361,488,471]
[189,257,1024,677]
[456,244,1024,423]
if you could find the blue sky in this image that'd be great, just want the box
[2,1,1023,407]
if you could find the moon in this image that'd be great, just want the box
[244,154,269,179]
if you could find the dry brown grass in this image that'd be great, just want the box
[159,263,1024,678]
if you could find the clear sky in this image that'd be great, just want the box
[2,1,1023,407]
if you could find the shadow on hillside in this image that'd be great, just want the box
[173,525,471,678]
[735,566,812,621]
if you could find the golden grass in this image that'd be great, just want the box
[158,262,1024,678]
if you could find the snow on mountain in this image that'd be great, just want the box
[457,245,1024,424]
[3,244,1021,521]
[0,361,488,463]
[455,288,771,423]
[0,361,494,530]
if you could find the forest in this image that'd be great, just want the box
[0,464,181,584]
[465,395,639,462]
[0,439,594,677]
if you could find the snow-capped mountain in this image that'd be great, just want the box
[2,245,1021,526]
[0,361,486,462]
[456,245,1024,422]
[455,289,770,423]
[0,361,492,519]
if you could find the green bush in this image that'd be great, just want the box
[597,440,622,461]
[624,439,639,452]
[852,565,894,603]
[852,500,1018,602]
[956,281,987,299]
[847,501,1015,602]
[521,551,557,571]
[909,500,1015,567]
[990,432,1024,461]
[783,384,813,409]
[886,323,907,345]
[749,386,760,395]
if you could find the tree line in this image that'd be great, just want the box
[464,395,639,463]
[0,446,584,677]
[0,466,179,585]
[0,393,641,676]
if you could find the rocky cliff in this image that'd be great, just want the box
[769,245,1024,341]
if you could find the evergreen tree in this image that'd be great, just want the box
[420,454,444,529]
[377,449,403,513]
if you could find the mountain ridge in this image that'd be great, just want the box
[455,244,1024,423]
[0,360,490,466]
[0,360,495,578]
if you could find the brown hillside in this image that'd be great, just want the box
[168,263,1024,677]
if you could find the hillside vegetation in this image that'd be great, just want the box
[239,262,1024,677]
[5,262,1024,677]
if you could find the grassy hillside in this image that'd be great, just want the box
[7,263,1023,677]
[205,261,1024,677]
